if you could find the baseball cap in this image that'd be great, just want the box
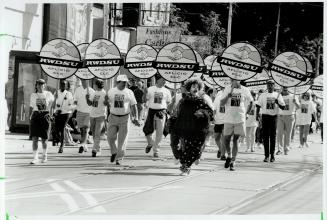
[267,79,275,84]
[116,75,129,82]
[36,79,46,84]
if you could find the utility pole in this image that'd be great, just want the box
[316,35,322,77]
[274,3,281,57]
[227,3,233,46]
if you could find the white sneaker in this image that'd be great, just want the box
[174,158,179,165]
[304,142,309,148]
[30,158,39,165]
[245,148,250,152]
[41,154,47,163]
[194,159,200,165]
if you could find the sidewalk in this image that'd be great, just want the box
[4,125,323,215]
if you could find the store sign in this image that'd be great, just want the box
[155,42,198,83]
[38,38,81,79]
[311,75,323,99]
[137,26,181,49]
[269,52,307,87]
[242,69,270,92]
[181,35,211,56]
[219,42,262,81]
[75,43,94,80]
[85,38,123,79]
[210,57,231,88]
[124,44,157,79]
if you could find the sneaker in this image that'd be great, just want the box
[180,167,190,176]
[284,150,289,155]
[251,149,255,152]
[194,159,200,165]
[153,152,159,158]
[83,146,89,152]
[224,157,231,168]
[304,142,309,148]
[78,146,84,154]
[220,155,226,161]
[30,158,39,165]
[92,150,97,157]
[245,148,250,152]
[116,160,121,165]
[270,157,275,162]
[230,162,235,171]
[174,158,179,165]
[217,151,221,158]
[263,157,269,162]
[276,150,282,155]
[298,145,303,148]
[87,139,93,144]
[145,145,152,154]
[58,147,63,154]
[111,153,117,163]
[41,154,47,163]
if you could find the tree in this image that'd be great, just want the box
[169,4,191,35]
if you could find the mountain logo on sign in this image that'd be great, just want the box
[166,46,195,61]
[229,45,261,63]
[89,42,121,57]
[52,42,80,58]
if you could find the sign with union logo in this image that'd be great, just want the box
[124,44,157,79]
[155,42,198,83]
[242,68,270,93]
[38,38,81,79]
[85,38,123,79]
[210,57,231,88]
[219,42,262,81]
[311,75,323,99]
[75,43,94,80]
[269,52,307,87]
[203,55,218,87]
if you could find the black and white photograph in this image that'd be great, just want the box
[0,1,325,220]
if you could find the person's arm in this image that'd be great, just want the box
[85,93,92,106]
[293,96,300,109]
[220,86,233,107]
[275,94,286,110]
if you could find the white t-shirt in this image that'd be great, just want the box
[278,94,299,115]
[257,92,285,116]
[55,90,74,114]
[108,87,137,115]
[296,100,316,125]
[89,89,107,118]
[221,85,253,124]
[74,86,95,114]
[30,91,54,111]
[202,93,214,110]
[246,101,258,127]
[147,86,172,109]
[213,91,225,124]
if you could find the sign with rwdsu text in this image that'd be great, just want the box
[124,44,158,79]
[218,42,262,81]
[85,38,123,79]
[242,68,270,93]
[311,75,323,99]
[75,43,94,80]
[210,57,231,88]
[203,55,218,87]
[191,51,206,79]
[38,38,81,79]
[155,42,198,83]
[269,52,307,87]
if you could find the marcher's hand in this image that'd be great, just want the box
[104,95,109,101]
[54,92,58,99]
[194,110,204,117]
[132,119,141,127]
[86,94,90,99]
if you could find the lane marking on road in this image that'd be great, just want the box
[80,193,106,213]
[210,165,322,215]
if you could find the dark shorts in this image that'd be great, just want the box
[214,124,224,133]
[30,111,51,139]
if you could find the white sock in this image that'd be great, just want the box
[43,148,47,156]
[33,151,38,160]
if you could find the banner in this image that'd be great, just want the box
[85,38,123,79]
[269,52,307,87]
[38,38,81,79]
[218,42,262,81]
[75,43,94,80]
[124,44,157,79]
[136,26,181,49]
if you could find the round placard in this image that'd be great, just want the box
[75,43,95,80]
[243,68,270,93]
[298,57,313,86]
[165,81,182,90]
[203,55,218,86]
[155,42,198,83]
[311,75,323,99]
[38,38,81,79]
[85,38,123,79]
[269,52,308,87]
[288,80,312,95]
[124,44,157,79]
[218,42,262,81]
[210,57,231,88]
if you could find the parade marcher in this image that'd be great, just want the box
[174,78,213,175]
[276,87,299,155]
[220,79,253,171]
[74,79,95,153]
[133,81,145,124]
[29,79,54,164]
[86,79,109,157]
[255,90,264,149]
[296,91,318,148]
[256,79,285,162]
[107,75,140,165]
[143,74,172,158]
[245,90,258,152]
[316,99,323,143]
[53,79,75,154]
[213,89,226,160]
